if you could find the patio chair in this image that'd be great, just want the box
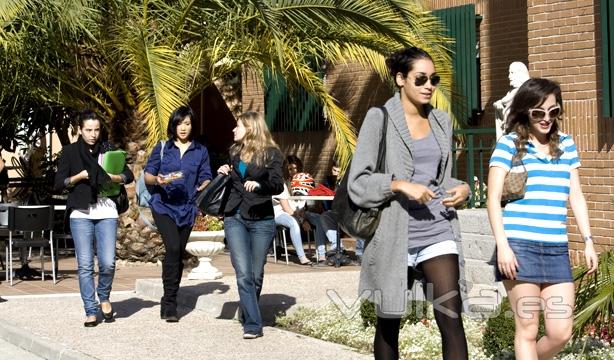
[5,206,56,286]
[273,225,291,265]
[272,225,315,265]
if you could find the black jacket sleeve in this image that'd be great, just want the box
[255,148,284,196]
[54,145,72,192]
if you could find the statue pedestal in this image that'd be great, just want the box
[185,231,225,280]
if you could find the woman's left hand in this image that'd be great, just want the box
[584,240,599,274]
[244,180,260,192]
[441,184,470,207]
[197,180,211,192]
[107,173,122,183]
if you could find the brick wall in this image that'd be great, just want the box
[528,0,614,253]
[429,0,529,128]
[240,0,614,253]
[241,66,265,113]
[241,62,392,179]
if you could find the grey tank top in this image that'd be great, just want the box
[407,131,454,249]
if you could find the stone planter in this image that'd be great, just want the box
[185,230,225,280]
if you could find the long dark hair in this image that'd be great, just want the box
[167,106,195,140]
[283,155,303,180]
[505,78,563,161]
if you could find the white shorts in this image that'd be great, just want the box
[407,240,458,268]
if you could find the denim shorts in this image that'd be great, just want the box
[407,240,458,268]
[496,240,572,283]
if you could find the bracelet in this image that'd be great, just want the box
[583,235,593,243]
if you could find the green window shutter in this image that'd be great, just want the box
[602,0,613,117]
[264,68,325,132]
[433,5,480,125]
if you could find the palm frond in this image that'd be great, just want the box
[117,34,195,147]
[573,251,614,338]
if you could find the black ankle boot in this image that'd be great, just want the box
[160,302,178,322]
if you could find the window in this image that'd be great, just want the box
[433,4,482,125]
[264,68,326,132]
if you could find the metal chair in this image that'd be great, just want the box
[273,225,291,265]
[5,206,56,285]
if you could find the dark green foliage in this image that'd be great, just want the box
[573,250,614,340]
[360,300,429,329]
[483,297,545,358]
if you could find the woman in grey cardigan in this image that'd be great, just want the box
[348,47,470,360]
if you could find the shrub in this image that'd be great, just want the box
[483,297,545,358]
[360,300,430,329]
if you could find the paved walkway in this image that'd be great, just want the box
[0,250,368,359]
[0,338,42,360]
[0,249,357,296]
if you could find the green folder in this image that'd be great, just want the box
[99,150,126,197]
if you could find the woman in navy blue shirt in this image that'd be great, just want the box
[144,106,212,322]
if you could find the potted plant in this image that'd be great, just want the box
[185,214,225,280]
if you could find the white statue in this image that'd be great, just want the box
[494,62,530,138]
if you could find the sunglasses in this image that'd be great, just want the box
[414,74,441,87]
[528,105,561,121]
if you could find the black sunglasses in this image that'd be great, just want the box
[414,74,441,87]
[528,105,561,121]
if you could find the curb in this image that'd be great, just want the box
[0,320,96,360]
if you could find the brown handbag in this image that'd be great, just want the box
[501,160,527,202]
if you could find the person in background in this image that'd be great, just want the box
[272,170,313,265]
[487,78,598,359]
[144,106,212,322]
[54,110,134,327]
[0,155,8,202]
[348,47,470,359]
[217,111,284,339]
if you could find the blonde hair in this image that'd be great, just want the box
[230,111,279,166]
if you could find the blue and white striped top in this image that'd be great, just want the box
[489,132,580,244]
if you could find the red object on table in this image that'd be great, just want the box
[308,184,335,196]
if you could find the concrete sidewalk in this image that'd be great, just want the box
[0,270,369,360]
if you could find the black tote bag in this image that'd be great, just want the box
[195,173,231,216]
[332,107,388,241]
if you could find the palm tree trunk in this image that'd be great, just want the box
[115,111,166,263]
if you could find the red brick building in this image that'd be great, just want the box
[241,0,614,254]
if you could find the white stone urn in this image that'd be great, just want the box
[185,230,225,280]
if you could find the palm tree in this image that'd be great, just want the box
[573,251,614,340]
[1,0,455,261]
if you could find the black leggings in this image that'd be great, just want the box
[152,211,192,307]
[374,254,468,360]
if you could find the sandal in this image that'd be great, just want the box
[299,257,313,266]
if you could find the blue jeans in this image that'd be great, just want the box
[312,210,364,257]
[274,213,305,258]
[224,214,276,333]
[70,217,118,317]
[312,210,340,257]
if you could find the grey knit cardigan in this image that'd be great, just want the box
[347,93,469,317]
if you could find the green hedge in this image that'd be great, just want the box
[360,300,430,329]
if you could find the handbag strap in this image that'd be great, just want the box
[376,107,388,173]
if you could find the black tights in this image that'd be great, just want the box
[374,254,468,360]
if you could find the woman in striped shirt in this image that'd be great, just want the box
[487,78,598,359]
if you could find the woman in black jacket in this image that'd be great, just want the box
[54,110,134,327]
[217,111,284,339]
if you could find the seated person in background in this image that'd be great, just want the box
[272,182,313,265]
[317,161,365,264]
[0,156,8,201]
